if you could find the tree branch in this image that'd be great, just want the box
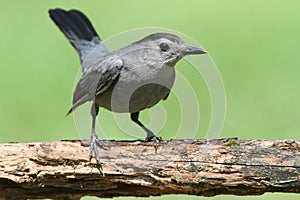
[0,138,299,199]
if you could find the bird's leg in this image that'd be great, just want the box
[89,102,103,173]
[130,112,162,142]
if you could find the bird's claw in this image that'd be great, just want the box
[90,133,104,174]
[80,133,104,175]
[145,135,162,153]
[145,135,162,142]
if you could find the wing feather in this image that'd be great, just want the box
[66,54,123,114]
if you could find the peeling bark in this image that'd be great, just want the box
[0,138,299,199]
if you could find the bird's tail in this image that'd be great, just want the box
[49,8,102,59]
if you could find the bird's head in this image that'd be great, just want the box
[131,33,207,67]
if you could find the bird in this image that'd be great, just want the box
[49,8,207,172]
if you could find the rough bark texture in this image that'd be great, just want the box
[0,138,299,199]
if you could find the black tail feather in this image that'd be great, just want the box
[68,10,100,41]
[49,8,100,54]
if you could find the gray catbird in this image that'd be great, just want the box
[49,8,207,171]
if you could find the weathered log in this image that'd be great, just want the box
[0,138,299,199]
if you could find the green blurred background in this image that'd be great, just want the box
[1,0,299,199]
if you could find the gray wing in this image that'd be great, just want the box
[66,54,123,115]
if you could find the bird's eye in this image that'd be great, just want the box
[159,43,169,51]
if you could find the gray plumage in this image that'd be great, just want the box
[49,8,207,171]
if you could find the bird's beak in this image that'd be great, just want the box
[182,46,207,55]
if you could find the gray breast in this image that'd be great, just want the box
[95,64,175,113]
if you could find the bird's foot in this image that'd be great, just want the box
[89,132,103,174]
[145,135,162,142]
[145,135,162,153]
[80,133,109,175]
